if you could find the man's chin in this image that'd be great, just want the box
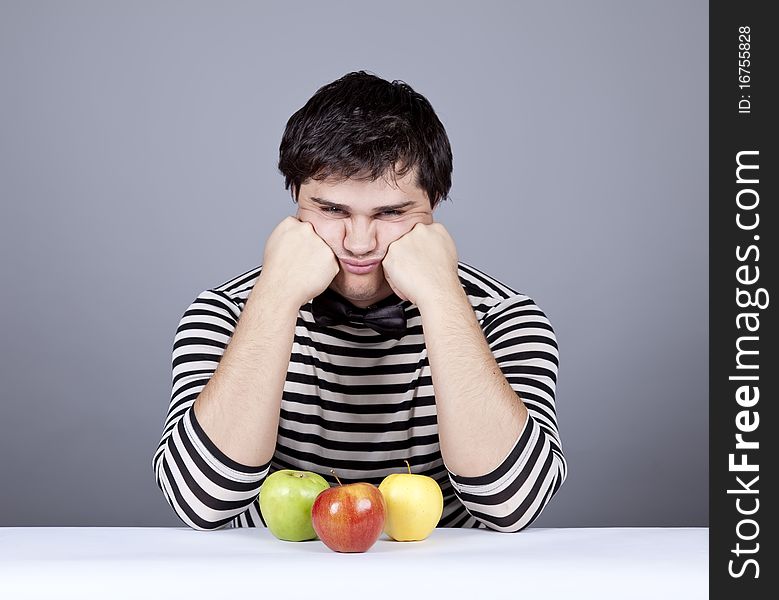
[331,272,392,307]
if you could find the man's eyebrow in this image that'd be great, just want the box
[309,197,415,212]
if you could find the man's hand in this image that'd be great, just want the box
[382,222,461,308]
[259,216,340,308]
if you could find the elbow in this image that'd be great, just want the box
[485,523,529,534]
[178,515,233,532]
[467,506,538,533]
[153,454,251,531]
[156,483,239,531]
[460,461,567,533]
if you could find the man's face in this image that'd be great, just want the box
[296,168,434,308]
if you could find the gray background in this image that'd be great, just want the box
[0,1,708,527]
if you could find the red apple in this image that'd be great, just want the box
[311,471,386,553]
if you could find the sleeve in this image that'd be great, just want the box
[446,294,567,532]
[151,289,272,531]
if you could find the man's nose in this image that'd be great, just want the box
[342,217,377,257]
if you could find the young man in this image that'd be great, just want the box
[152,71,567,532]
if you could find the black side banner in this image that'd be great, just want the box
[710,1,776,598]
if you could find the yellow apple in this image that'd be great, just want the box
[378,461,443,541]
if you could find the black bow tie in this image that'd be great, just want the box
[311,288,407,337]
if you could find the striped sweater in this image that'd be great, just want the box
[152,261,566,532]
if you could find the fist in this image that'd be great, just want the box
[260,216,339,307]
[382,222,460,307]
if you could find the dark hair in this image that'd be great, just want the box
[278,70,452,209]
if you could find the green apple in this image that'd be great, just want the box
[379,461,443,541]
[259,469,330,541]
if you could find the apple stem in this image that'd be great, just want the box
[405,460,411,475]
[330,468,343,486]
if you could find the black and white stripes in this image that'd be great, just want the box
[152,262,566,532]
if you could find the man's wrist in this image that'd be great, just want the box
[248,275,303,319]
[415,275,466,315]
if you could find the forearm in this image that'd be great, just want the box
[420,286,566,532]
[381,224,565,531]
[419,286,528,478]
[193,278,298,468]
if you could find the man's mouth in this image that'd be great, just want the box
[340,259,381,275]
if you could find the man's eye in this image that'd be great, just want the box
[323,206,345,214]
[380,210,402,217]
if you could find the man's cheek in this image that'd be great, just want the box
[296,207,325,228]
[378,230,407,256]
[396,214,432,241]
[385,219,420,242]
[301,215,342,250]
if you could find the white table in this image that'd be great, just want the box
[0,527,707,599]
